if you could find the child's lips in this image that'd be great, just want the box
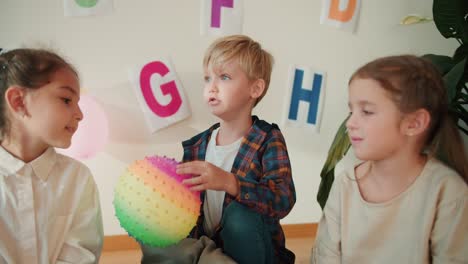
[208,97,220,105]
[350,136,363,144]
[65,126,77,134]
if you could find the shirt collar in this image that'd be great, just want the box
[182,115,262,149]
[0,145,25,175]
[0,146,57,181]
[29,147,57,181]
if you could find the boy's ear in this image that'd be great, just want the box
[402,108,431,137]
[4,86,27,117]
[250,79,265,99]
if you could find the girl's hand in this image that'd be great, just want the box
[177,161,239,196]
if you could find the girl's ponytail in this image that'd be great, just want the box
[430,114,468,183]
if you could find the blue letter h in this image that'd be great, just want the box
[288,69,323,124]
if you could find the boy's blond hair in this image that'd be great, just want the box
[203,35,274,106]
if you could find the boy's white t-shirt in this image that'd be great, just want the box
[203,127,243,237]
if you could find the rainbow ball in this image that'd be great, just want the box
[113,156,201,247]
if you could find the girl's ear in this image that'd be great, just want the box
[250,79,265,100]
[403,108,431,137]
[4,86,27,117]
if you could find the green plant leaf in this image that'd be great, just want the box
[445,58,467,102]
[459,127,468,135]
[453,104,468,121]
[423,55,466,105]
[317,118,351,209]
[423,54,456,75]
[460,91,468,102]
[449,103,468,135]
[433,0,468,43]
[400,15,433,25]
[453,44,468,63]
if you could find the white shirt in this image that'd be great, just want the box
[203,128,242,237]
[0,146,103,264]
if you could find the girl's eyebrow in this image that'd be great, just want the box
[349,100,376,106]
[59,86,78,95]
[358,100,376,106]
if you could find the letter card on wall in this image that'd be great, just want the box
[320,0,361,32]
[200,0,244,35]
[63,0,114,17]
[283,66,326,133]
[128,58,191,133]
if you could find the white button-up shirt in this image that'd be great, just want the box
[0,147,103,264]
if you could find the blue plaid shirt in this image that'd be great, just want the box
[182,116,296,264]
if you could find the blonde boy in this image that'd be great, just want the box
[142,35,296,264]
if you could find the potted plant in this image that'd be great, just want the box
[316,0,468,209]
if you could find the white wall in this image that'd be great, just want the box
[1,0,459,235]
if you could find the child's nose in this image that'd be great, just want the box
[75,105,84,121]
[345,113,357,130]
[208,81,218,93]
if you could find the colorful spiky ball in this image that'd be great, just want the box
[114,156,201,247]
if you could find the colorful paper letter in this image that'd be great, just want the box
[140,61,182,118]
[200,0,243,35]
[283,66,326,133]
[320,0,361,32]
[63,0,113,17]
[129,58,191,133]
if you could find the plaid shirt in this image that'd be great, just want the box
[182,116,296,264]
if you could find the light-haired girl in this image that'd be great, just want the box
[312,55,467,264]
[0,48,103,264]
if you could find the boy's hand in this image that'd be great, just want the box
[177,161,239,196]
